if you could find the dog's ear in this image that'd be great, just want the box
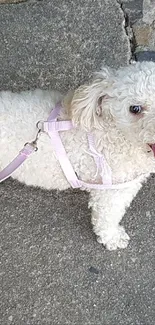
[70,66,115,130]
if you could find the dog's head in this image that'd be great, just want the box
[69,61,155,152]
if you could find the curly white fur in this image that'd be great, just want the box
[1,61,155,250]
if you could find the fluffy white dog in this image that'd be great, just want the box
[1,61,155,250]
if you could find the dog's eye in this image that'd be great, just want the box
[129,105,142,114]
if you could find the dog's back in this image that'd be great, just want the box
[0,89,70,189]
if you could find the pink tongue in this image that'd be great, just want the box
[150,144,155,156]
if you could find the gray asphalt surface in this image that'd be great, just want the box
[0,1,155,325]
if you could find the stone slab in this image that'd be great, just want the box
[119,0,143,24]
[0,0,130,93]
[143,0,155,24]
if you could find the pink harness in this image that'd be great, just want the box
[0,103,141,189]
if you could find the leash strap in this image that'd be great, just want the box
[0,144,36,183]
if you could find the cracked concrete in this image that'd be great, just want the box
[120,0,155,61]
[117,0,132,61]
[118,0,143,24]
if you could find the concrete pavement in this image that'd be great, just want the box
[0,0,130,92]
[0,1,155,324]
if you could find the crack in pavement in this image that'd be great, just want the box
[116,0,137,63]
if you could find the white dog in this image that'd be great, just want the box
[1,61,155,250]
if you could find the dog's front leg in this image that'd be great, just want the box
[89,183,142,250]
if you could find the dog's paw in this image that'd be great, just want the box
[97,226,130,250]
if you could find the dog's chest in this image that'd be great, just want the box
[59,128,154,185]
[94,133,155,183]
[22,128,155,188]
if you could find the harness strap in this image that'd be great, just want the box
[45,105,114,188]
[48,131,82,188]
[45,106,142,190]
[87,133,112,185]
[46,103,81,188]
[0,103,143,188]
[43,121,74,133]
